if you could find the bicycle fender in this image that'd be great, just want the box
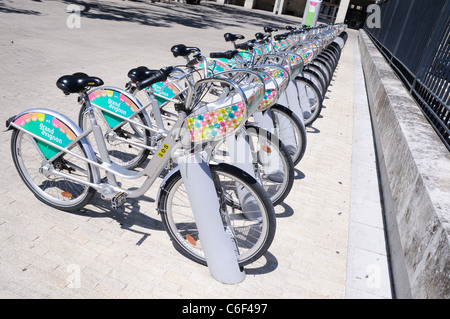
[156,166,180,212]
[87,86,152,129]
[8,108,101,183]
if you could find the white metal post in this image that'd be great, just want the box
[177,151,245,284]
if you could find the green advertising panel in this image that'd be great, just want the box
[303,0,322,27]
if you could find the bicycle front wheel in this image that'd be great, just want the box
[11,129,96,211]
[295,77,323,127]
[159,163,276,267]
[244,124,294,206]
[270,104,307,166]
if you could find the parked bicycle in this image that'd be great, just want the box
[6,68,276,267]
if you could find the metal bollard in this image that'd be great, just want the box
[177,151,245,284]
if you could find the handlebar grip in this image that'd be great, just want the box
[209,50,238,60]
[136,66,174,90]
[235,41,254,50]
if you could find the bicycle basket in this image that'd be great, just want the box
[183,75,264,144]
[194,58,232,78]
[257,53,297,80]
[276,51,303,78]
[251,64,290,111]
[213,69,265,115]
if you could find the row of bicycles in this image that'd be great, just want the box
[6,23,347,269]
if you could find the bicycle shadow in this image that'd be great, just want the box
[72,192,165,239]
[245,251,278,275]
[294,168,305,180]
[275,201,294,218]
[306,126,320,133]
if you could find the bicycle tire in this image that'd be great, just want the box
[159,163,276,267]
[304,64,329,92]
[270,104,307,166]
[244,123,294,206]
[312,58,332,85]
[11,129,96,211]
[328,42,342,60]
[320,52,337,72]
[295,77,323,127]
[316,56,334,79]
[301,69,326,99]
[78,102,152,170]
[324,47,339,66]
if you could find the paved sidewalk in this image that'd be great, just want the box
[0,0,391,299]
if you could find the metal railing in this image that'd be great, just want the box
[364,0,450,151]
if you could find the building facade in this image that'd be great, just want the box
[216,0,376,28]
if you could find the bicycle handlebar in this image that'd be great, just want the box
[235,41,254,50]
[209,50,239,60]
[135,66,174,91]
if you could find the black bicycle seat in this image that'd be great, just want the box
[264,26,278,33]
[255,32,266,40]
[127,66,159,83]
[274,33,289,41]
[224,33,245,42]
[56,73,103,95]
[171,44,200,57]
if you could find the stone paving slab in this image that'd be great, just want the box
[0,0,391,299]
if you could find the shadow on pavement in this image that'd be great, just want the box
[56,0,301,30]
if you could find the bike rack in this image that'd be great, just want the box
[177,151,246,284]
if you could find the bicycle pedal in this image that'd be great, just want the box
[111,191,127,209]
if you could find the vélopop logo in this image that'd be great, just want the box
[66,4,81,29]
[366,4,381,28]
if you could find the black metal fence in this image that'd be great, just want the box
[364,0,450,151]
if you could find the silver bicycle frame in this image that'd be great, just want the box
[9,105,186,199]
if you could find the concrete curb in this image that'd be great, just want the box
[359,29,450,299]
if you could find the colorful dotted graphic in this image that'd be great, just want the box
[185,103,246,142]
[258,88,277,111]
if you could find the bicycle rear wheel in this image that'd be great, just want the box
[159,163,276,267]
[78,103,152,170]
[11,129,95,211]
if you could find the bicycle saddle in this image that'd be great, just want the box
[274,33,289,41]
[224,33,245,42]
[171,44,200,58]
[255,32,266,40]
[264,26,278,33]
[127,66,159,83]
[56,73,103,95]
